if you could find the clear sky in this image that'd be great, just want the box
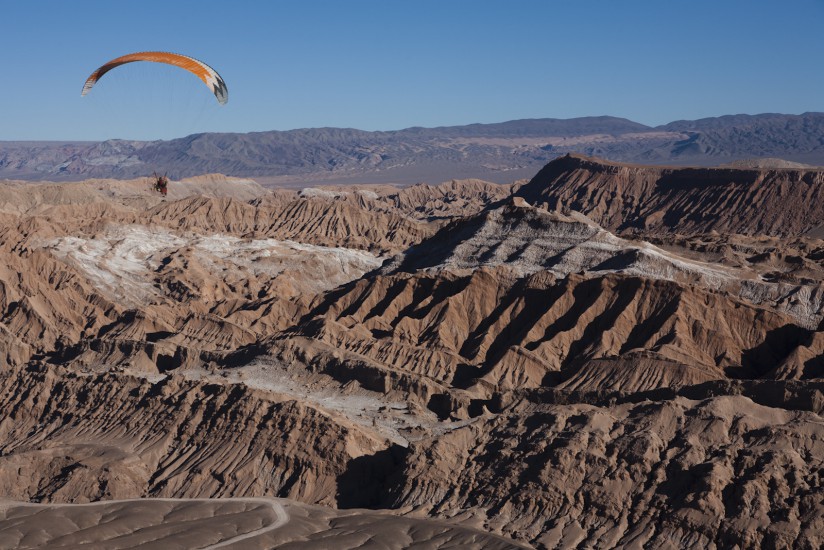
[1,0,822,141]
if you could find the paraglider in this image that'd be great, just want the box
[82,51,228,197]
[81,51,228,105]
[152,172,169,197]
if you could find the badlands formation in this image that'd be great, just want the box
[1,155,824,548]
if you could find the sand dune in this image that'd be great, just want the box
[0,498,526,549]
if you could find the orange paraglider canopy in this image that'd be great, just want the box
[81,51,228,105]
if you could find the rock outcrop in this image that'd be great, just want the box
[516,154,824,237]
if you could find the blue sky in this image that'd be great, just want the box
[1,1,822,141]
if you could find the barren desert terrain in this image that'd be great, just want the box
[1,156,824,548]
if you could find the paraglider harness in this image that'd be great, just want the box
[152,172,169,197]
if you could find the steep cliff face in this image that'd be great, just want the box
[516,154,824,237]
[390,392,824,548]
[0,364,388,505]
[289,266,822,398]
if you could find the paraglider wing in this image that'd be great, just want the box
[81,51,228,105]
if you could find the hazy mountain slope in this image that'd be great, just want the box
[4,113,824,184]
[0,117,647,182]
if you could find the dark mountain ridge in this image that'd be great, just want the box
[1,113,822,184]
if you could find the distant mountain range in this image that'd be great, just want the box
[2,112,823,184]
